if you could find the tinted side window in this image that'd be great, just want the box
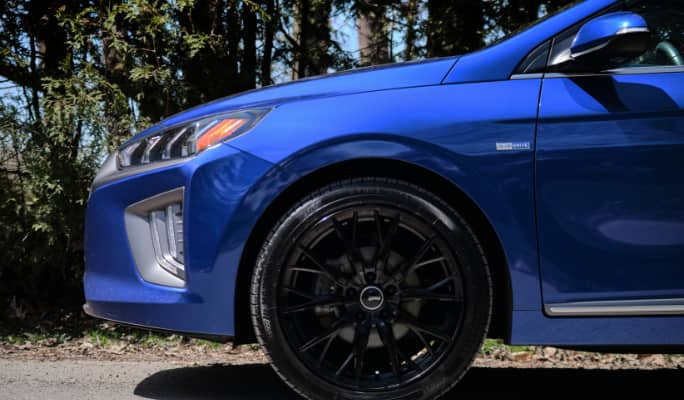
[624,0,684,67]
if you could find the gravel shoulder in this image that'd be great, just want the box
[1,317,682,399]
[2,338,683,369]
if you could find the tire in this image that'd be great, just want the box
[251,177,492,400]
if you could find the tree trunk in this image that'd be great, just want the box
[402,0,418,61]
[241,1,257,91]
[260,0,276,86]
[293,0,332,78]
[357,1,390,66]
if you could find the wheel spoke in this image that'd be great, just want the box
[336,352,354,376]
[289,266,343,288]
[298,245,348,286]
[282,287,315,300]
[377,320,402,379]
[353,319,371,380]
[400,275,462,303]
[406,256,445,275]
[397,309,452,343]
[371,212,400,271]
[317,334,336,366]
[283,296,347,314]
[299,319,350,353]
[401,288,461,303]
[427,276,457,292]
[407,325,435,358]
[289,266,326,275]
[331,216,368,274]
[389,235,435,281]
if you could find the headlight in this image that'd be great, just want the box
[117,108,270,168]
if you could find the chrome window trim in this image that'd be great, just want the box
[510,65,684,81]
[510,73,545,80]
[545,65,684,78]
[546,298,684,316]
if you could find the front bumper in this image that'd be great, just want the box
[83,143,273,336]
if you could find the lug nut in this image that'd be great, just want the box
[386,285,397,296]
[365,272,376,283]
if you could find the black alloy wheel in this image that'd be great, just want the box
[252,178,492,400]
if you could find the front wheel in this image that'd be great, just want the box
[251,178,492,400]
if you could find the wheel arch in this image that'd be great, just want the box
[233,157,512,344]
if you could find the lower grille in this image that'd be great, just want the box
[149,202,185,279]
[124,188,186,287]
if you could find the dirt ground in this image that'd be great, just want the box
[1,313,682,398]
[1,336,682,370]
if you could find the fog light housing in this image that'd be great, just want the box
[124,188,186,287]
[149,202,185,279]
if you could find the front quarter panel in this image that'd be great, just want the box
[228,80,542,311]
[84,144,274,335]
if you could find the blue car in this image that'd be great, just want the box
[84,0,684,398]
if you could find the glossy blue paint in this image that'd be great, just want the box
[228,81,542,312]
[536,72,684,305]
[123,57,458,146]
[511,311,684,346]
[84,0,684,347]
[570,11,649,55]
[85,144,274,334]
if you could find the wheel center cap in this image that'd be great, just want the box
[359,286,384,311]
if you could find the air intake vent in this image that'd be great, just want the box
[124,188,186,287]
[149,202,185,279]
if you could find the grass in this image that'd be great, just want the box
[0,308,528,353]
[0,326,232,349]
[6,312,677,360]
[3,324,682,364]
[1,324,530,354]
[480,339,530,354]
[0,311,224,349]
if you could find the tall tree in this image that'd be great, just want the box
[426,0,484,57]
[486,0,576,36]
[176,0,239,108]
[241,1,258,90]
[357,1,391,66]
[260,0,277,86]
[402,0,419,61]
[292,0,333,78]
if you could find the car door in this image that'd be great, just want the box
[536,0,684,311]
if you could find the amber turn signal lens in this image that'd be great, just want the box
[196,118,248,152]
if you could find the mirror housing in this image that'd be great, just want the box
[551,11,650,72]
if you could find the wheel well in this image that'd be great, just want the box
[233,158,512,344]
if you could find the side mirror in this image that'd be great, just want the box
[551,11,650,72]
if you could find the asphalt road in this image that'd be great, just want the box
[0,360,680,399]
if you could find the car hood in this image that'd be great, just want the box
[126,57,458,143]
